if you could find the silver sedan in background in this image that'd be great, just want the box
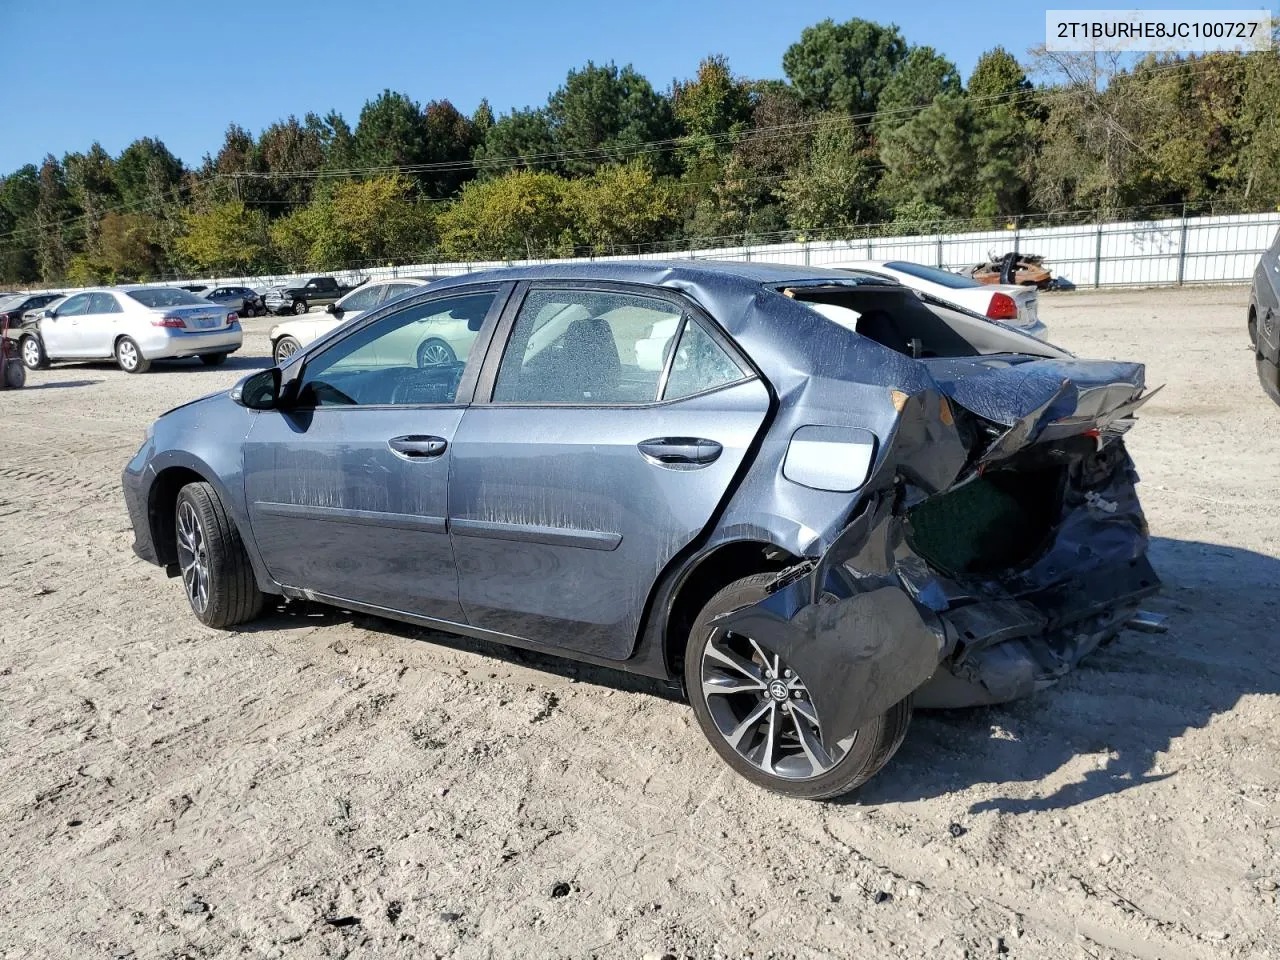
[20,286,243,373]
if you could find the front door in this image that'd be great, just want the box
[243,286,508,621]
[41,292,93,357]
[449,284,771,660]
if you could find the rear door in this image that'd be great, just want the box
[448,282,771,659]
[1256,230,1280,351]
[80,292,126,356]
[243,284,510,621]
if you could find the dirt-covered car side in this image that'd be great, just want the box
[1249,232,1280,405]
[123,261,1160,800]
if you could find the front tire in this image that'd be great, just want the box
[273,335,302,365]
[115,336,150,373]
[174,482,265,628]
[3,357,24,389]
[20,334,48,369]
[685,573,912,800]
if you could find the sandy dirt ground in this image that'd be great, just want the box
[0,286,1277,960]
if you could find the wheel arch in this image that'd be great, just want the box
[658,538,799,685]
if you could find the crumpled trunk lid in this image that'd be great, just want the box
[713,353,1162,748]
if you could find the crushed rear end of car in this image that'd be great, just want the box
[716,352,1161,748]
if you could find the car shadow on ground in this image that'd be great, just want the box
[239,535,1276,809]
[854,535,1279,812]
[34,356,273,375]
[18,379,103,389]
[244,601,683,702]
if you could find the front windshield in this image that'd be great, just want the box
[127,288,212,308]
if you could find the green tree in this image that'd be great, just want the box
[782,18,908,115]
[421,99,480,197]
[877,96,976,218]
[259,116,327,206]
[781,118,881,231]
[113,137,185,208]
[968,46,1032,103]
[547,62,677,174]
[874,46,961,134]
[437,170,575,259]
[36,155,75,281]
[63,143,119,258]
[352,90,430,171]
[268,174,433,269]
[474,108,558,173]
[97,211,165,280]
[176,201,270,273]
[570,162,678,252]
[0,164,41,283]
[673,55,753,166]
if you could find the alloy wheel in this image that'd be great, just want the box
[21,337,40,368]
[117,340,139,370]
[417,339,454,366]
[700,629,855,780]
[176,500,210,614]
[274,337,300,364]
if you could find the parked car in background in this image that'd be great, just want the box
[181,284,213,298]
[264,276,365,316]
[23,294,65,326]
[1249,232,1280,405]
[269,277,431,363]
[124,261,1158,799]
[0,292,64,336]
[205,285,266,317]
[21,286,242,373]
[825,259,1047,339]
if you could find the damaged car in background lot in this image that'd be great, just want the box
[1249,231,1280,405]
[122,261,1159,799]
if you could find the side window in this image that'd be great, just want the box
[381,283,416,302]
[340,284,384,312]
[89,292,121,314]
[296,292,496,407]
[491,289,684,404]
[57,293,92,317]
[662,317,746,400]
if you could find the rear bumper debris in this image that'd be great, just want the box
[715,368,1162,745]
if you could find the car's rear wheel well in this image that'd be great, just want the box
[664,540,798,681]
[149,467,208,567]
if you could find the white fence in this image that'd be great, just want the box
[63,210,1280,294]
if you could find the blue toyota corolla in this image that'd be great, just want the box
[123,261,1159,799]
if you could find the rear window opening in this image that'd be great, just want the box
[783,284,1053,359]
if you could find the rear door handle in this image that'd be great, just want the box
[637,437,722,465]
[388,435,448,459]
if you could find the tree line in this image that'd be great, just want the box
[3,17,1280,286]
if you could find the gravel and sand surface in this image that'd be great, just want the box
[0,285,1276,959]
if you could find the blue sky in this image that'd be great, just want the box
[0,0,1238,173]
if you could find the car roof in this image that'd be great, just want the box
[425,258,901,291]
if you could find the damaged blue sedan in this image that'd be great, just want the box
[122,261,1159,799]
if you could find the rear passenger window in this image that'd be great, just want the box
[89,292,121,313]
[492,289,684,404]
[662,317,745,400]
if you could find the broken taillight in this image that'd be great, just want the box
[152,315,186,329]
[986,293,1019,321]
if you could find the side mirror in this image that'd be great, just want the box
[231,367,281,410]
[326,302,341,316]
[39,308,55,321]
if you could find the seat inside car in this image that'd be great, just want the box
[507,316,622,402]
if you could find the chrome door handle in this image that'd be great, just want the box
[637,437,722,465]
[388,435,447,459]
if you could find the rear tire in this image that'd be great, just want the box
[20,334,48,370]
[115,336,150,374]
[292,300,308,315]
[685,573,912,800]
[199,353,228,367]
[174,482,265,629]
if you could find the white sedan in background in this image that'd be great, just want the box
[269,277,432,364]
[825,259,1047,339]
[20,286,242,373]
